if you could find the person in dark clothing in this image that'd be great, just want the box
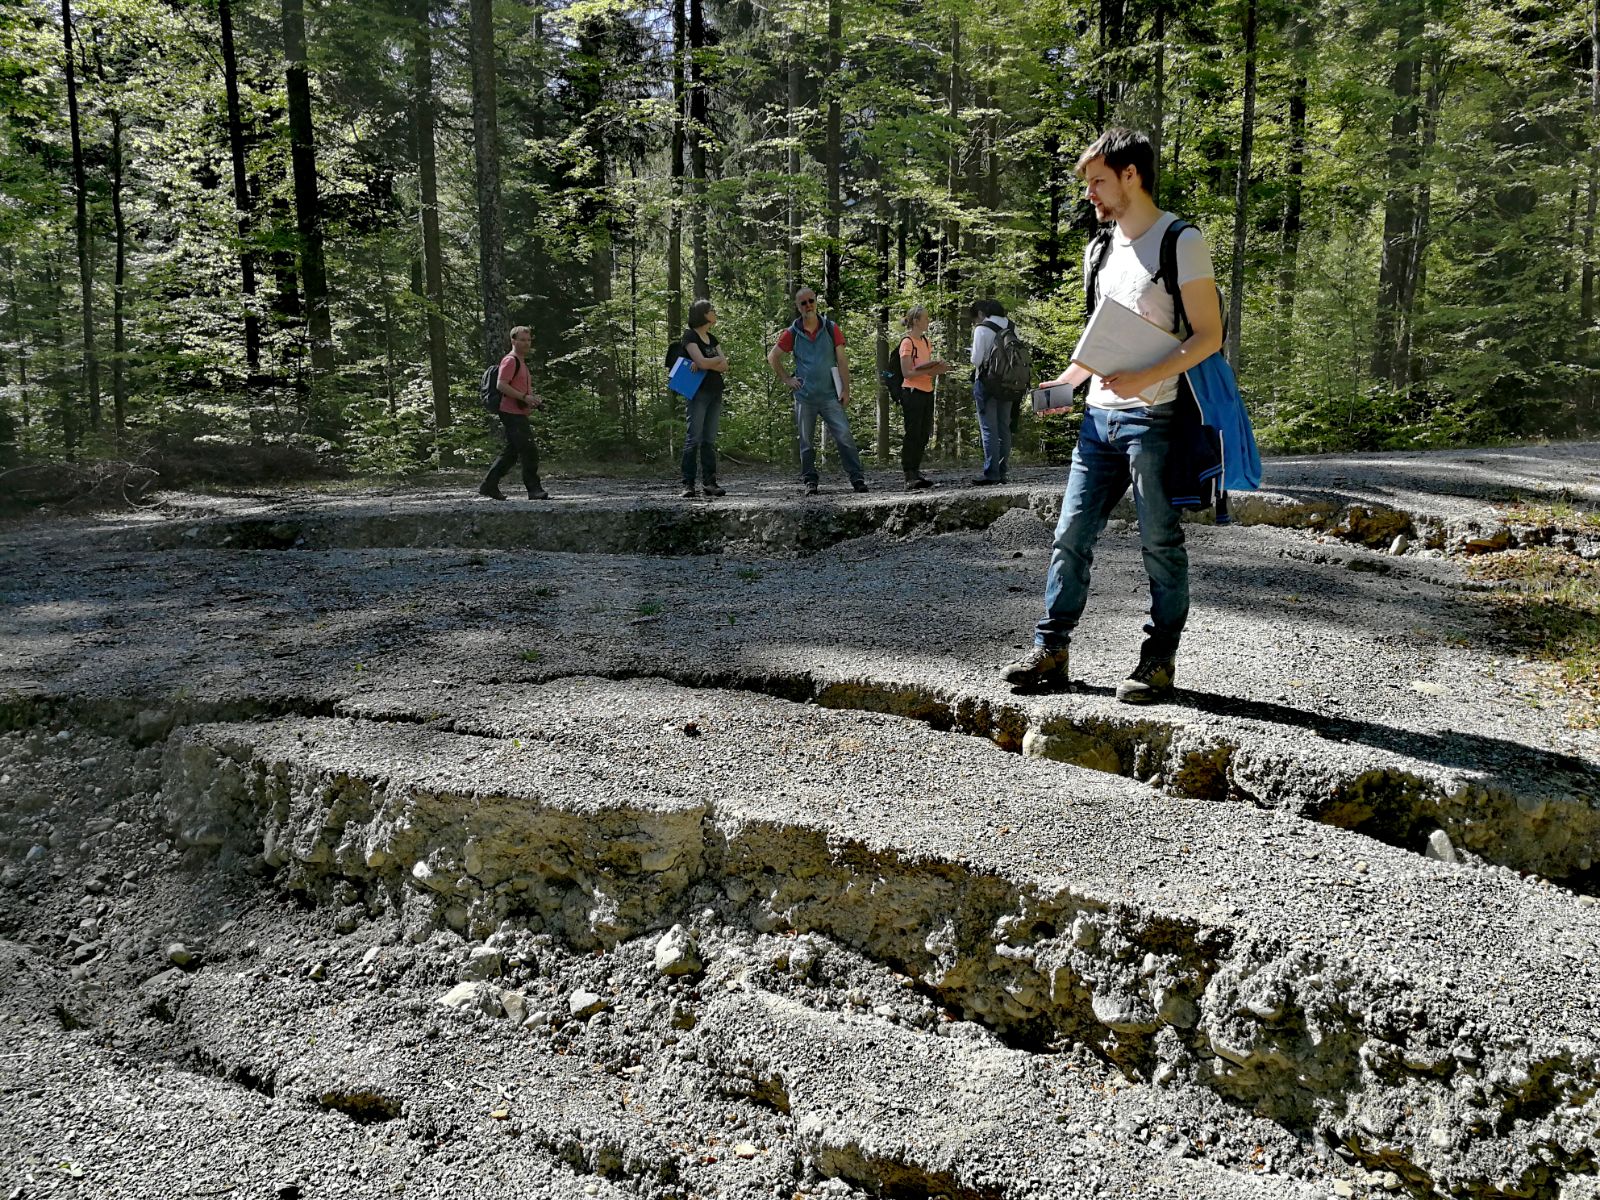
[680,299,729,498]
[478,326,549,501]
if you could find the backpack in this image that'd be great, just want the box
[664,338,685,371]
[975,320,1031,400]
[1086,218,1229,346]
[479,363,501,413]
[880,335,911,405]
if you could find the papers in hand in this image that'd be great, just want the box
[668,356,704,400]
[1070,297,1180,382]
[831,366,844,398]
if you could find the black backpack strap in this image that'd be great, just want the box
[1155,218,1193,335]
[1085,228,1114,314]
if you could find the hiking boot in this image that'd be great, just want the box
[1116,656,1176,704]
[703,480,726,497]
[904,477,932,492]
[478,483,507,501]
[971,476,997,487]
[804,481,819,496]
[1002,645,1070,690]
[852,479,870,493]
[681,483,698,498]
[527,486,550,501]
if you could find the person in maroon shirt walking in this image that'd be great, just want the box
[478,326,549,501]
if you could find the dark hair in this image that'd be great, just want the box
[968,298,1006,321]
[1076,127,1156,196]
[688,298,715,328]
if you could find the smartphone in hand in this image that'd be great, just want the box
[1031,385,1072,414]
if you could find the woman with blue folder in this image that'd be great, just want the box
[673,299,729,498]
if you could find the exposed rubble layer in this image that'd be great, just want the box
[157,677,1600,1198]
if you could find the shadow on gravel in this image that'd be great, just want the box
[1176,689,1598,792]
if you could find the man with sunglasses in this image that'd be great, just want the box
[768,287,870,495]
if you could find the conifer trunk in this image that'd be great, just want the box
[824,0,842,309]
[1225,0,1256,369]
[468,0,507,365]
[689,0,709,301]
[61,0,98,436]
[666,0,685,336]
[412,0,451,448]
[219,0,260,383]
[282,0,335,379]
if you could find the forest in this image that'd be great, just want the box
[2,0,1597,480]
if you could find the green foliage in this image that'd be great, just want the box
[0,0,1595,475]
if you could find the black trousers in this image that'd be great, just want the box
[483,412,541,494]
[900,392,935,480]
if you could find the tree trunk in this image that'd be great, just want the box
[824,0,842,309]
[110,111,127,443]
[61,0,99,434]
[666,0,685,335]
[219,0,261,383]
[1151,1,1165,192]
[1582,0,1598,334]
[875,194,890,463]
[1225,0,1256,368]
[412,0,452,450]
[1400,24,1444,383]
[1277,14,1310,343]
[939,14,962,460]
[6,254,31,455]
[528,4,547,328]
[468,0,507,365]
[689,0,709,301]
[786,30,802,296]
[281,0,335,379]
[1041,131,1063,286]
[1371,2,1423,387]
[896,198,908,288]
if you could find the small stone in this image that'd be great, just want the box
[1424,829,1459,865]
[459,946,504,981]
[1380,1172,1401,1191]
[165,942,194,968]
[498,989,528,1025]
[361,947,381,969]
[1389,534,1409,556]
[568,989,609,1020]
[306,961,327,981]
[437,982,505,1018]
[653,925,703,977]
[733,1142,759,1160]
[682,721,700,737]
[1331,1182,1355,1199]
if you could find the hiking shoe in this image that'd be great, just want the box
[971,476,997,487]
[804,481,819,496]
[1116,656,1176,704]
[905,477,933,491]
[852,479,870,493]
[478,483,507,501]
[681,484,698,498]
[1002,645,1070,690]
[703,480,726,497]
[527,487,550,501]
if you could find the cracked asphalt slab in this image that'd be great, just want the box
[2,444,1598,1198]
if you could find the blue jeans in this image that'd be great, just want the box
[974,377,1012,481]
[795,393,865,483]
[1036,403,1189,659]
[681,390,723,484]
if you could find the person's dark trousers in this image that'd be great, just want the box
[482,411,541,495]
[973,377,1014,482]
[900,391,935,480]
[681,392,723,485]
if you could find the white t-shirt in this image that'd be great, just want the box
[1082,213,1214,409]
[970,315,1012,368]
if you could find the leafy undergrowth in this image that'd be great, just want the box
[1502,497,1600,533]
[1467,547,1600,727]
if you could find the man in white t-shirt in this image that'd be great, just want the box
[1003,128,1223,703]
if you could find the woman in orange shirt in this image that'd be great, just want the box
[897,306,950,490]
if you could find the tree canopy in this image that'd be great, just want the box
[2,0,1596,474]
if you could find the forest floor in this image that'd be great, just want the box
[1,443,1599,1200]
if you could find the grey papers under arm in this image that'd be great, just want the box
[1069,296,1181,379]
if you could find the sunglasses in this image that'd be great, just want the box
[797,298,817,308]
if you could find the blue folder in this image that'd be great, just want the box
[668,356,704,400]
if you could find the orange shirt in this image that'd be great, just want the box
[898,335,934,393]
